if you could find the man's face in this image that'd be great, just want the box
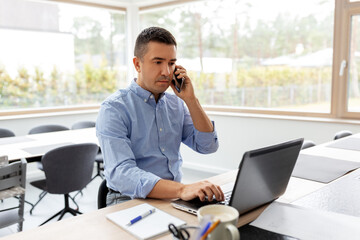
[134,41,177,99]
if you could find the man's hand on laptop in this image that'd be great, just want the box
[179,180,225,202]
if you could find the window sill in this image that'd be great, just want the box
[1,105,360,126]
[0,107,99,121]
[205,109,360,125]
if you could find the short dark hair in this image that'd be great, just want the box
[134,27,177,60]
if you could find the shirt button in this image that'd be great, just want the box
[150,95,153,99]
[159,128,163,132]
[162,148,165,152]
[144,99,147,102]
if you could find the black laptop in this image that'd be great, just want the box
[171,138,304,215]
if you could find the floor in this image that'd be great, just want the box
[0,166,215,238]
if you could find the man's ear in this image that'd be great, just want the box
[133,57,141,73]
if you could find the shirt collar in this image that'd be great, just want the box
[130,78,166,103]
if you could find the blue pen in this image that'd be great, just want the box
[199,222,212,237]
[126,208,156,226]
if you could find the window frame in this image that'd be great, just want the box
[1,0,360,121]
[140,0,344,119]
[0,0,126,117]
[337,0,360,119]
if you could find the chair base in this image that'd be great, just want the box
[30,191,47,214]
[93,160,104,180]
[40,194,82,226]
[91,171,104,181]
[30,190,79,214]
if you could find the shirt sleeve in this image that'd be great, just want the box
[96,102,161,199]
[181,104,219,154]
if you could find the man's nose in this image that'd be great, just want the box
[161,64,171,76]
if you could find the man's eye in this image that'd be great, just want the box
[155,61,161,64]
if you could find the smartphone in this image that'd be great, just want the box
[172,68,183,93]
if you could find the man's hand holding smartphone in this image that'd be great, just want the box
[171,65,213,133]
[171,65,197,103]
[172,67,184,93]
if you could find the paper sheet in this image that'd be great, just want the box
[327,137,360,151]
[22,142,73,155]
[292,153,360,183]
[107,203,186,240]
[250,202,360,240]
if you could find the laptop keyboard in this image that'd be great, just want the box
[220,182,234,205]
[200,182,234,205]
[171,182,235,215]
[219,191,232,205]
[225,191,232,203]
[208,182,233,205]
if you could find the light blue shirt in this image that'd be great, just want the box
[96,79,219,199]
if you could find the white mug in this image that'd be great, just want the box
[197,205,240,240]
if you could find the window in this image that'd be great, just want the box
[1,0,360,120]
[0,0,126,112]
[348,15,360,113]
[140,0,335,113]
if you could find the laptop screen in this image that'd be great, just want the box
[230,138,303,214]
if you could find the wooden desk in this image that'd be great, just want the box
[1,171,324,240]
[0,128,98,161]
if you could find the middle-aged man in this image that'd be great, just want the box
[96,26,224,206]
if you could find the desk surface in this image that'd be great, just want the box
[0,128,98,161]
[2,170,324,240]
[301,133,360,162]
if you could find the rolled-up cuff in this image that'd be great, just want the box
[194,121,218,148]
[134,175,162,199]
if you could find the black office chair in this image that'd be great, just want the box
[91,153,104,181]
[28,124,69,135]
[301,140,316,150]
[30,143,98,226]
[0,128,15,138]
[334,130,352,140]
[97,179,108,209]
[71,121,96,130]
[27,124,70,214]
[71,121,104,182]
[71,121,101,199]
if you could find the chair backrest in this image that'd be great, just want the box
[301,140,316,150]
[28,124,69,135]
[0,128,15,138]
[41,143,98,194]
[71,121,96,130]
[97,179,108,209]
[334,130,353,140]
[0,158,27,191]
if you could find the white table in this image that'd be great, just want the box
[0,128,98,161]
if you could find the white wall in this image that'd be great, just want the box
[1,111,359,175]
[181,113,360,174]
